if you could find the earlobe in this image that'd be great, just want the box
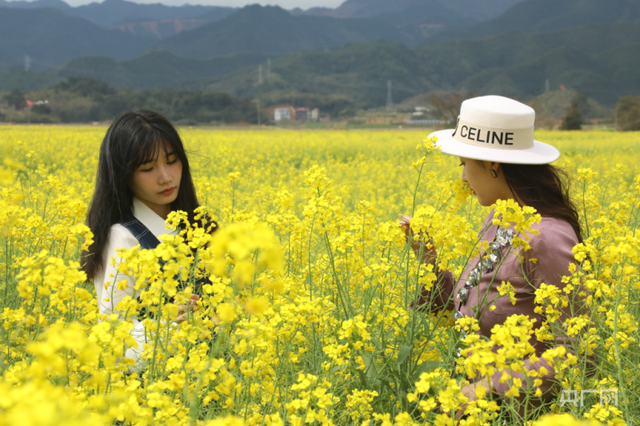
[489,162,500,178]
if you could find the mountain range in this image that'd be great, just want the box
[1,0,639,110]
[0,7,153,69]
[0,2,460,70]
[10,21,634,109]
[0,0,235,27]
[56,50,271,89]
[427,0,640,43]
[292,0,476,39]
[293,0,525,22]
[197,22,640,107]
[156,5,413,58]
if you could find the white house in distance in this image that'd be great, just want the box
[274,106,292,121]
[268,105,323,122]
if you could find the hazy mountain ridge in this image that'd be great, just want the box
[0,0,71,10]
[291,0,478,39]
[1,0,638,110]
[0,50,272,91]
[0,0,235,27]
[108,18,210,40]
[0,7,153,70]
[434,0,526,20]
[292,0,525,21]
[155,5,415,58]
[426,0,640,44]
[54,50,272,88]
[0,46,18,72]
[199,22,640,107]
[3,20,638,106]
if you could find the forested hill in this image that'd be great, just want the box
[155,5,414,58]
[1,0,639,108]
[426,0,640,44]
[294,0,526,23]
[57,51,272,90]
[293,0,477,39]
[3,21,638,107]
[0,7,153,70]
[199,22,640,107]
[0,46,16,72]
[0,0,235,28]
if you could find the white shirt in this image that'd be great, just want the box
[94,197,177,370]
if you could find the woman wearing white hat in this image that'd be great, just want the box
[400,95,585,418]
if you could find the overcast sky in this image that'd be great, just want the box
[59,0,345,8]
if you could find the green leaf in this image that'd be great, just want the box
[412,360,442,381]
[397,344,412,366]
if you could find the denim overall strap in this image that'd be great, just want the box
[120,213,161,250]
[119,213,163,320]
[119,213,209,312]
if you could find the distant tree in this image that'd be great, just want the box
[428,92,467,121]
[53,77,116,99]
[615,96,640,131]
[4,89,26,110]
[560,94,587,130]
[32,104,51,115]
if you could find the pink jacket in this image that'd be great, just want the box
[414,210,583,397]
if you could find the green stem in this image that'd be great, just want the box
[323,232,351,319]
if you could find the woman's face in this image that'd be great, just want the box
[459,156,508,207]
[130,144,182,219]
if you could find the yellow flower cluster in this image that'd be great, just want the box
[0,126,637,425]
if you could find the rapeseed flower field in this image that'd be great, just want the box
[0,126,638,425]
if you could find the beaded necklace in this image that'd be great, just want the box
[453,226,514,355]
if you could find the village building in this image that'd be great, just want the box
[267,105,296,122]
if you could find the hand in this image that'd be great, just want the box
[436,382,478,420]
[398,214,437,265]
[175,294,199,324]
[452,378,490,420]
[454,382,477,419]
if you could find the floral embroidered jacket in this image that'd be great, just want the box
[414,210,584,398]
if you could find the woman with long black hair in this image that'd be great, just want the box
[83,109,206,368]
[400,95,585,418]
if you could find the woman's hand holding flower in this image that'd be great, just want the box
[399,214,437,266]
[175,294,199,324]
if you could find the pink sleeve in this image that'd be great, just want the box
[411,269,457,312]
[412,211,494,312]
[491,221,585,398]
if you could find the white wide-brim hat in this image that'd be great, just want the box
[429,95,559,164]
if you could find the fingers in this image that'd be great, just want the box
[175,294,201,322]
[188,294,199,309]
[398,214,412,239]
[398,214,412,225]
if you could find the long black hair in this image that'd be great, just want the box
[82,110,200,279]
[501,163,583,243]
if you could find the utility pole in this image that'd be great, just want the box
[386,80,393,110]
[258,65,263,85]
[256,100,261,126]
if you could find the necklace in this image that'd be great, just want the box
[453,226,515,353]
